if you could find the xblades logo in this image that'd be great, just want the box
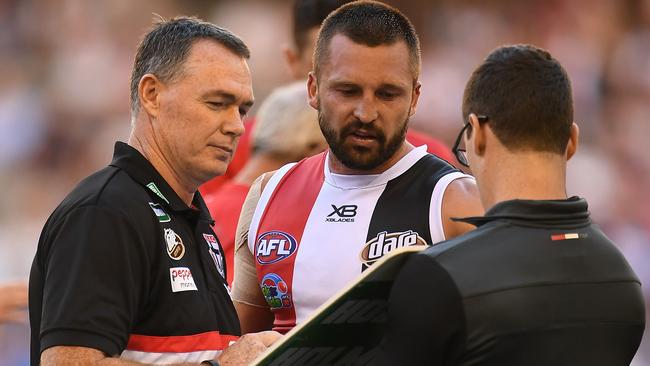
[326,204,357,223]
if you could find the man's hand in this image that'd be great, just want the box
[216,331,282,366]
[0,282,28,324]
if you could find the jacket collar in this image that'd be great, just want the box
[453,196,590,228]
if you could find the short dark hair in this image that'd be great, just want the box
[292,0,352,55]
[130,16,250,114]
[313,0,421,80]
[462,44,573,154]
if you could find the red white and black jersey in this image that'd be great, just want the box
[29,142,240,365]
[247,146,471,332]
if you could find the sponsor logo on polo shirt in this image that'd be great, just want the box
[256,231,297,265]
[165,228,185,260]
[148,202,171,223]
[260,273,293,309]
[325,204,357,223]
[360,230,427,265]
[146,182,169,204]
[169,267,197,292]
[203,233,225,279]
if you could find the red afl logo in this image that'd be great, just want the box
[256,231,297,265]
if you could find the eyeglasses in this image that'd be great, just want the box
[452,115,488,167]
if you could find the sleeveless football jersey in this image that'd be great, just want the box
[247,146,471,332]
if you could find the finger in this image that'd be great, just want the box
[256,330,283,347]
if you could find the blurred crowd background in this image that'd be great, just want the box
[0,0,648,364]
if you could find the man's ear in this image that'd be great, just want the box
[566,122,580,161]
[138,73,163,119]
[307,72,319,110]
[408,81,422,117]
[283,44,304,80]
[468,113,487,157]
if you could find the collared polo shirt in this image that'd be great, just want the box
[29,142,240,365]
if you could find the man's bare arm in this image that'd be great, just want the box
[441,177,484,239]
[232,173,275,334]
[42,346,157,365]
[41,331,281,366]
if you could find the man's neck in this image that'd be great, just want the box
[328,142,414,175]
[478,151,568,211]
[128,132,196,207]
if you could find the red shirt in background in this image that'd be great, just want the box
[406,128,456,164]
[204,181,251,286]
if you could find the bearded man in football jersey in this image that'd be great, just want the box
[231,0,483,334]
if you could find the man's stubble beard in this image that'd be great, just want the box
[318,108,409,171]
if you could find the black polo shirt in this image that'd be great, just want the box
[29,142,240,365]
[376,197,645,366]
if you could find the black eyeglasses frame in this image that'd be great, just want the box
[452,115,489,167]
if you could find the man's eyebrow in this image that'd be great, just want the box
[328,80,409,91]
[377,82,409,91]
[328,80,360,89]
[204,90,254,107]
[203,90,236,102]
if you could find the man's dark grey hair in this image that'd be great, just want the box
[129,16,250,115]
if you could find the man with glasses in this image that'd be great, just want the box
[376,44,645,365]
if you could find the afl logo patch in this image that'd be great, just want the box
[164,228,185,260]
[260,273,293,309]
[360,230,427,265]
[256,231,297,265]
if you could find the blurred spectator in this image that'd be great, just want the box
[0,282,27,324]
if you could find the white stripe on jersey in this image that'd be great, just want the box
[429,172,475,242]
[292,182,387,323]
[120,349,221,364]
[248,162,296,253]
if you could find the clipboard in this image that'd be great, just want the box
[253,245,425,365]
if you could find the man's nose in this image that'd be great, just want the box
[221,106,245,137]
[352,94,378,124]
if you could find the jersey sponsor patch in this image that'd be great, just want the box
[260,273,293,309]
[165,228,185,260]
[169,267,198,292]
[360,230,427,266]
[204,233,225,279]
[256,231,298,264]
[148,202,171,222]
[325,204,357,223]
[146,182,169,204]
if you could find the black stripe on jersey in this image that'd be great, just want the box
[362,154,458,271]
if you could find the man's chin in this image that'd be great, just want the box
[197,164,229,184]
[336,149,385,171]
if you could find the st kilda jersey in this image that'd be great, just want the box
[29,142,239,365]
[247,146,472,332]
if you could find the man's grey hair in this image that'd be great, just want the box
[129,16,250,116]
